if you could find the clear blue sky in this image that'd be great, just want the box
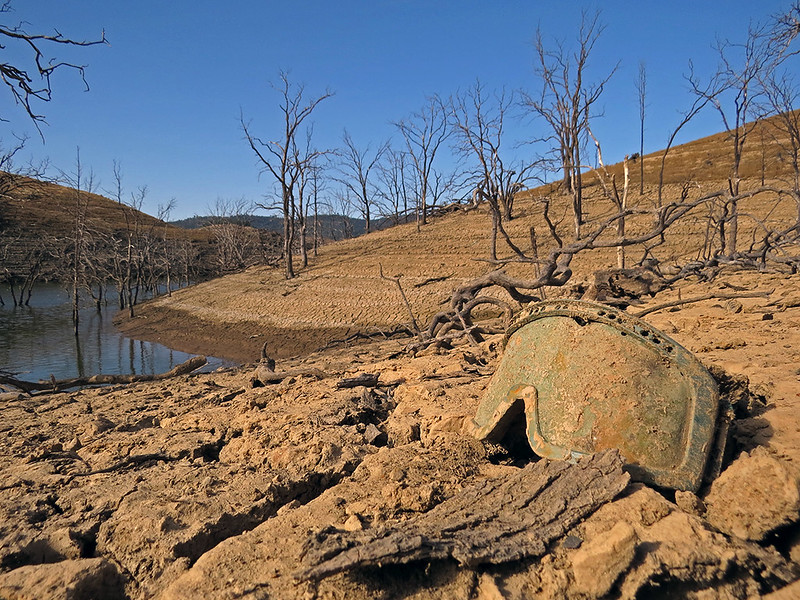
[1,0,795,219]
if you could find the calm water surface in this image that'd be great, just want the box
[0,284,236,382]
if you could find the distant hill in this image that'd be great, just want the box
[170,213,393,240]
[0,174,217,280]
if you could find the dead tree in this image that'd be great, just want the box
[524,10,616,239]
[393,95,451,230]
[378,148,412,225]
[451,81,539,260]
[588,127,630,268]
[205,197,257,273]
[688,11,793,255]
[334,130,388,235]
[241,71,332,279]
[0,2,107,127]
[636,62,647,195]
[759,69,800,231]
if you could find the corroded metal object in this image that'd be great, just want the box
[472,299,720,492]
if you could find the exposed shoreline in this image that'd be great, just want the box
[113,302,356,365]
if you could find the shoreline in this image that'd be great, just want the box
[113,303,356,365]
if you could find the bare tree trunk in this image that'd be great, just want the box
[638,62,647,195]
[617,159,630,269]
[283,194,295,279]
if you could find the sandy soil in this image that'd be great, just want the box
[4,190,800,599]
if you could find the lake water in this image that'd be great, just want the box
[0,284,236,383]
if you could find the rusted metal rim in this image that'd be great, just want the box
[505,299,681,358]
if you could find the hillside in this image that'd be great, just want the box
[1,177,164,236]
[170,213,379,240]
[0,175,286,282]
[117,105,800,363]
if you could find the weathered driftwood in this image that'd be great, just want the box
[253,366,328,386]
[633,289,773,318]
[0,355,208,393]
[336,373,379,389]
[296,449,629,582]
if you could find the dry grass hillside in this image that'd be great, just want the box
[0,175,194,239]
[118,110,800,363]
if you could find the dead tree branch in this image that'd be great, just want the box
[379,263,421,336]
[297,449,628,581]
[0,355,207,393]
[634,289,774,318]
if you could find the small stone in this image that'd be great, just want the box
[762,312,774,321]
[66,436,82,453]
[363,424,387,447]
[90,416,115,435]
[343,514,363,532]
[571,521,638,598]
[562,534,583,549]
[705,447,800,541]
[675,490,706,516]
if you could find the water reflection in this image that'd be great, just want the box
[0,284,236,382]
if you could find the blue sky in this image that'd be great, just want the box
[1,1,795,219]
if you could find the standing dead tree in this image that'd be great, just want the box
[636,62,647,195]
[760,71,800,230]
[393,95,451,230]
[524,10,616,239]
[378,148,412,225]
[334,130,388,235]
[205,197,258,273]
[419,190,732,348]
[689,23,772,256]
[451,81,539,262]
[588,127,630,269]
[241,72,332,279]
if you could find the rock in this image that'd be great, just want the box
[704,447,800,541]
[725,299,743,314]
[570,521,638,598]
[88,416,115,435]
[0,558,124,600]
[762,312,774,321]
[675,490,706,517]
[342,514,363,532]
[363,424,387,447]
[385,400,422,446]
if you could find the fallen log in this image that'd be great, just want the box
[252,367,329,386]
[296,449,629,582]
[0,355,208,393]
[336,373,379,389]
[633,289,773,318]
